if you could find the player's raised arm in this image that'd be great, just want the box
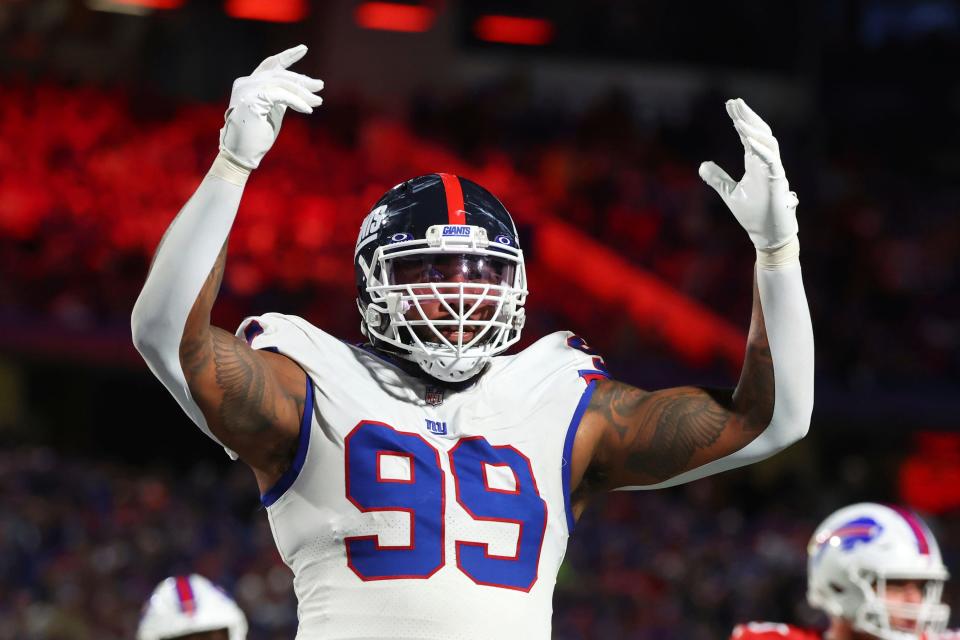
[130,46,324,488]
[572,99,814,494]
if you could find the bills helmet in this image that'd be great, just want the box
[137,574,248,640]
[355,173,527,382]
[807,503,950,639]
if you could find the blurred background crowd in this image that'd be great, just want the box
[0,0,958,637]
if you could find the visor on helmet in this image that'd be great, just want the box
[387,253,516,287]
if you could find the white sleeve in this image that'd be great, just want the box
[130,154,250,457]
[619,255,814,490]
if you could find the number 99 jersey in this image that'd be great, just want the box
[236,313,608,639]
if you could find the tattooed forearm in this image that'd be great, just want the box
[576,277,776,491]
[731,277,774,431]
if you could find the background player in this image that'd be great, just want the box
[731,503,954,640]
[137,574,247,640]
[131,45,814,637]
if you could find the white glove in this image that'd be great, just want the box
[218,44,324,170]
[699,98,799,252]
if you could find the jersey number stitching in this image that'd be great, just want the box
[344,421,547,591]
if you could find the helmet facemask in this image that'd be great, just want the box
[358,224,527,382]
[850,570,949,640]
[806,504,951,640]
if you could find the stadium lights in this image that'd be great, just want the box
[86,0,184,14]
[473,15,553,46]
[225,0,308,23]
[354,2,437,33]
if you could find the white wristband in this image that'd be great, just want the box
[756,236,800,270]
[209,151,251,187]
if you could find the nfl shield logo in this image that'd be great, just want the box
[425,386,444,406]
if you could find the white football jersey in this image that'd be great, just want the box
[235,313,607,639]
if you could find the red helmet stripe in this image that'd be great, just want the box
[174,575,198,613]
[890,506,931,555]
[438,173,465,225]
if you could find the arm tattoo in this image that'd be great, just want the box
[580,277,775,491]
[180,241,227,379]
[175,237,302,477]
[179,242,284,434]
[621,389,728,480]
[732,282,774,432]
[586,383,731,485]
[212,332,280,434]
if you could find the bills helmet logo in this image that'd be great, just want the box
[814,516,884,560]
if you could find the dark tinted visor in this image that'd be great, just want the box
[388,254,515,286]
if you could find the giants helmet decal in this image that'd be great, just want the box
[137,574,248,640]
[807,503,949,640]
[355,174,527,382]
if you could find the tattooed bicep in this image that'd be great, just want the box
[208,328,286,434]
[580,380,743,490]
[180,326,304,469]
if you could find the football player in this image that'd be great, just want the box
[137,574,247,640]
[731,503,954,640]
[131,45,814,638]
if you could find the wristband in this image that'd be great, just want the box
[756,236,799,270]
[209,151,251,187]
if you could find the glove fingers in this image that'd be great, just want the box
[253,44,308,74]
[725,99,738,123]
[270,79,323,107]
[744,138,785,176]
[698,161,737,199]
[271,69,325,93]
[731,99,773,136]
[733,119,779,154]
[725,101,752,153]
[262,86,314,114]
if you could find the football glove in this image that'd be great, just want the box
[218,44,324,170]
[699,98,799,252]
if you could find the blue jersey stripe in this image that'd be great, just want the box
[562,381,597,534]
[261,375,315,507]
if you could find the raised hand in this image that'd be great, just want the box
[218,44,324,170]
[699,98,799,252]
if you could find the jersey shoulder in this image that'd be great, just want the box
[477,331,608,423]
[236,312,335,348]
[236,312,369,363]
[494,330,608,386]
[731,622,823,640]
[235,312,395,387]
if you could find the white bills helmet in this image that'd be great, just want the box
[807,503,950,639]
[137,574,248,640]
